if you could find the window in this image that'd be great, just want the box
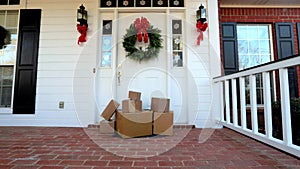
[0,0,20,5]
[172,20,183,67]
[0,10,18,108]
[237,24,273,105]
[237,24,272,70]
[101,20,113,67]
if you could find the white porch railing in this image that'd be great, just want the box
[213,55,300,157]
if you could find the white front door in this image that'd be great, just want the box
[97,11,188,124]
[116,12,167,109]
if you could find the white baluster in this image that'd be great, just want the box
[239,77,247,130]
[279,68,292,146]
[232,79,238,126]
[225,80,230,124]
[250,75,258,134]
[263,72,272,139]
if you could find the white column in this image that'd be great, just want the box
[207,0,221,78]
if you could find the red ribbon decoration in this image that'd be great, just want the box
[77,24,88,45]
[196,21,208,46]
[134,17,150,43]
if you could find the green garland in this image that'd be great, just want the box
[122,23,163,62]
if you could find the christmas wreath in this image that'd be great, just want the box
[122,17,163,62]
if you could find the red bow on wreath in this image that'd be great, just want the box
[135,17,150,43]
[77,24,88,45]
[196,21,208,46]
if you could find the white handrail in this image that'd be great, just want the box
[213,55,300,157]
[214,55,300,82]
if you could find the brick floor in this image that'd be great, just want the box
[0,127,299,169]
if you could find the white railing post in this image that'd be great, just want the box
[279,68,293,146]
[263,72,273,138]
[232,79,238,126]
[239,77,247,130]
[220,81,225,122]
[250,75,258,134]
[225,80,230,124]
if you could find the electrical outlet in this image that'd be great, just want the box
[59,101,64,109]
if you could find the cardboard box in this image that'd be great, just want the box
[128,91,141,101]
[151,97,170,112]
[99,120,115,134]
[122,99,142,113]
[153,111,174,135]
[101,100,120,121]
[116,111,153,138]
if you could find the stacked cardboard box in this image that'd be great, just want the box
[99,99,119,134]
[128,90,141,101]
[99,91,174,138]
[116,110,153,138]
[151,97,173,136]
[116,91,153,138]
[122,99,142,113]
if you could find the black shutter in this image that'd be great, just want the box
[13,9,41,114]
[222,23,238,75]
[275,23,298,98]
[275,23,295,58]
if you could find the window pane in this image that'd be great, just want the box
[261,55,270,64]
[173,35,182,50]
[245,76,250,104]
[173,51,183,67]
[237,26,247,39]
[249,55,260,67]
[0,11,4,26]
[6,11,18,28]
[239,55,249,70]
[8,0,20,5]
[102,36,112,51]
[247,26,259,39]
[260,40,270,54]
[256,74,262,86]
[0,66,13,107]
[257,88,263,104]
[238,40,248,54]
[1,45,16,64]
[259,26,269,39]
[101,51,111,67]
[249,40,259,54]
[2,66,13,85]
[0,0,8,5]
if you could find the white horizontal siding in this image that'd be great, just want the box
[2,0,98,127]
[184,0,222,128]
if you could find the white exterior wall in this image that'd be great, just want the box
[0,0,98,127]
[0,0,221,127]
[185,0,221,128]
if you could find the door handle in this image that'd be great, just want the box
[117,64,122,85]
[118,71,121,85]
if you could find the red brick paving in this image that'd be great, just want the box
[0,127,299,169]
